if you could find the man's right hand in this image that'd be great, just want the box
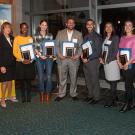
[59,54,65,60]
[81,53,88,63]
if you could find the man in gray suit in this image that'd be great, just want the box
[55,17,83,101]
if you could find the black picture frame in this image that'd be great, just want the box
[82,48,89,59]
[22,50,31,60]
[102,50,107,63]
[66,47,74,57]
[119,54,127,65]
[46,46,54,57]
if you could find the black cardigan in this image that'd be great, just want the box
[0,34,15,67]
[103,35,119,63]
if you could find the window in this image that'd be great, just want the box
[98,0,135,5]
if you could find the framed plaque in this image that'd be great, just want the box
[46,46,54,56]
[102,50,108,63]
[82,48,89,59]
[62,41,75,58]
[119,54,127,65]
[81,41,93,59]
[66,47,74,57]
[119,48,132,69]
[22,50,31,60]
[20,43,35,60]
[102,44,109,64]
[42,40,56,57]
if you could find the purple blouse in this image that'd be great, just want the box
[119,35,135,63]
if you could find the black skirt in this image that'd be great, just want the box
[0,66,15,82]
[16,62,36,80]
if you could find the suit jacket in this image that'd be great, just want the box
[56,28,83,64]
[103,35,119,63]
[0,34,15,67]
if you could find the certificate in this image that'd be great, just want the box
[42,40,56,57]
[20,43,35,60]
[62,41,75,57]
[82,41,93,59]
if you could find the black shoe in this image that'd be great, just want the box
[89,99,99,104]
[104,103,111,108]
[72,97,79,101]
[83,97,93,102]
[55,97,64,102]
[104,100,117,108]
[22,97,26,103]
[119,103,132,113]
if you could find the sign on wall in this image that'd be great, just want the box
[0,4,11,28]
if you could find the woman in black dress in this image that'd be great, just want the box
[13,23,35,103]
[0,22,17,108]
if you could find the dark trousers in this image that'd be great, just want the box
[20,79,32,100]
[110,81,117,100]
[106,81,117,102]
[123,64,135,104]
[83,59,100,100]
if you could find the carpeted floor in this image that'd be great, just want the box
[0,87,135,135]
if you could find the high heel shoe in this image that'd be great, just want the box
[45,93,51,102]
[40,93,44,103]
[1,100,6,108]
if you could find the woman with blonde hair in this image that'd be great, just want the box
[0,22,17,108]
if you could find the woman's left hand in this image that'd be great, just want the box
[123,63,128,70]
[49,55,53,59]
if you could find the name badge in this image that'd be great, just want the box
[106,40,112,45]
[72,38,78,43]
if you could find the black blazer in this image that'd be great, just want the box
[103,35,119,63]
[0,34,15,67]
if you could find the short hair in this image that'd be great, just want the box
[20,22,28,28]
[66,16,76,23]
[1,22,12,34]
[86,19,95,25]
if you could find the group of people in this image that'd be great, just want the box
[0,17,135,113]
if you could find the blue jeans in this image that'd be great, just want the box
[36,58,53,93]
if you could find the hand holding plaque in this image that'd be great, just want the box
[20,43,35,61]
[62,42,75,58]
[42,40,56,58]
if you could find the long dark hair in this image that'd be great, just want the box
[36,19,49,34]
[103,22,115,40]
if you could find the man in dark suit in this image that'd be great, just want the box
[81,19,102,104]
